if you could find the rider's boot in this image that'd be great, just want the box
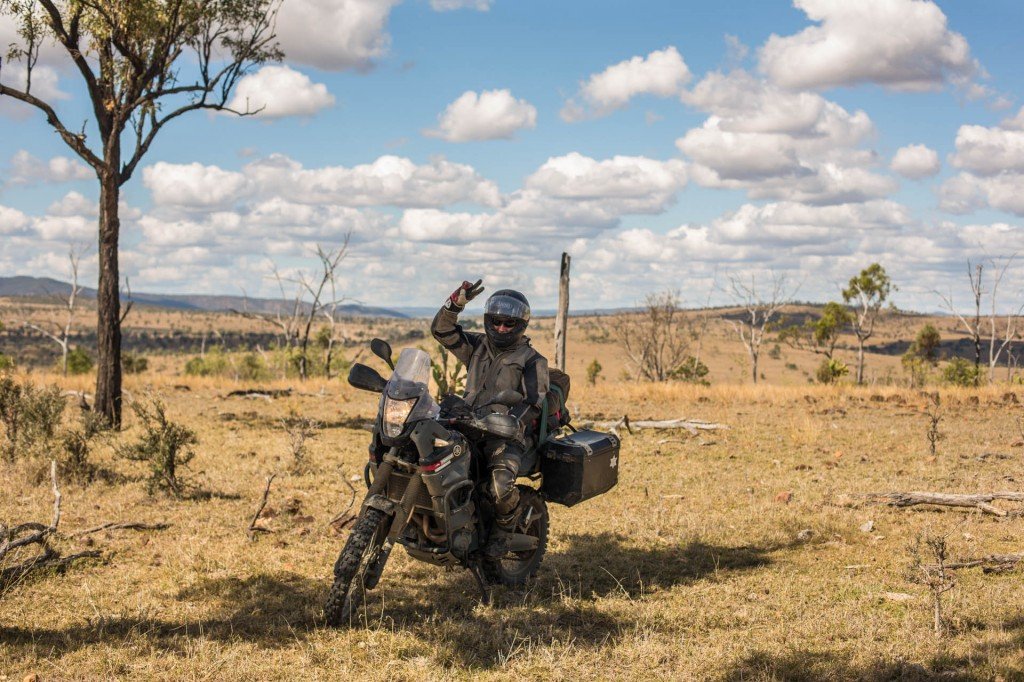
[483,507,521,557]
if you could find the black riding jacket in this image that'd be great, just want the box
[431,306,549,426]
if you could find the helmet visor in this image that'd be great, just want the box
[485,294,530,321]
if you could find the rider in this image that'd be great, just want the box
[431,280,549,555]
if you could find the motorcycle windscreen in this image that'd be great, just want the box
[385,347,440,422]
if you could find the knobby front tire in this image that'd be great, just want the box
[324,507,387,627]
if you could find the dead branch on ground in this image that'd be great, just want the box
[581,416,729,438]
[927,553,1024,572]
[868,491,1024,517]
[69,522,171,537]
[327,468,359,533]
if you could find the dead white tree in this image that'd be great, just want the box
[610,291,691,382]
[937,256,1023,384]
[21,247,86,375]
[296,240,349,381]
[726,272,795,384]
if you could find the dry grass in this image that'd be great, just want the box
[2,343,1024,679]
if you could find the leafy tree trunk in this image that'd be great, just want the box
[95,172,123,427]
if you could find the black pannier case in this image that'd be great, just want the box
[539,429,619,507]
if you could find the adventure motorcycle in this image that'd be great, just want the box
[325,338,619,626]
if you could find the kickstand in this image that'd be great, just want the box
[469,563,490,606]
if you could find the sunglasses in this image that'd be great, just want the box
[491,317,517,329]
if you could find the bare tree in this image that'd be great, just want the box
[937,257,1023,384]
[0,0,282,427]
[21,247,86,375]
[936,261,984,379]
[726,272,795,384]
[610,291,691,382]
[295,241,349,381]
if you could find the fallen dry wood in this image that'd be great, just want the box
[69,522,171,537]
[927,553,1024,572]
[227,388,293,399]
[248,473,278,539]
[867,492,1024,517]
[327,468,359,533]
[1,461,101,592]
[583,416,729,437]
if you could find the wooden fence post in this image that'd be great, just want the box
[554,252,570,370]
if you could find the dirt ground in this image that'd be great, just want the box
[2,312,1024,680]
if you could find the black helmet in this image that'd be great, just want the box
[484,289,530,349]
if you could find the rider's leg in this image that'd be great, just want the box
[483,438,530,556]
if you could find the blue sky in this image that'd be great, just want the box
[2,0,1024,312]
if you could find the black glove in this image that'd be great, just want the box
[445,279,484,312]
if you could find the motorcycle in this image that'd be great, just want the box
[325,338,618,626]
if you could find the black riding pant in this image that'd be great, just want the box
[481,436,533,524]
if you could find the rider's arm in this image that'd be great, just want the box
[510,354,549,426]
[431,304,478,366]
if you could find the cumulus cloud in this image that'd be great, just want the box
[0,205,30,235]
[561,47,691,121]
[47,192,98,217]
[226,66,334,119]
[890,144,940,178]
[425,89,537,142]
[758,0,980,92]
[430,0,491,10]
[144,162,251,209]
[274,0,401,71]
[941,108,1024,216]
[7,151,92,185]
[676,70,890,204]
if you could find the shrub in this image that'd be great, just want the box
[0,354,14,371]
[0,374,66,460]
[901,353,929,388]
[116,396,197,496]
[767,344,782,360]
[184,348,229,377]
[431,343,465,400]
[941,357,981,387]
[815,358,849,384]
[237,352,271,382]
[586,359,603,386]
[671,356,710,385]
[66,347,94,375]
[122,352,149,374]
[785,362,799,371]
[61,411,105,482]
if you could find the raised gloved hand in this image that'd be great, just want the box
[445,279,484,312]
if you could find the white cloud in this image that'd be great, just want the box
[425,89,537,142]
[430,0,491,10]
[950,124,1024,176]
[226,66,334,119]
[561,47,691,121]
[0,205,30,235]
[274,0,401,71]
[143,162,251,209]
[525,152,686,203]
[890,144,940,179]
[243,154,502,208]
[758,0,980,92]
[676,71,889,204]
[941,110,1024,216]
[7,151,92,185]
[33,215,93,241]
[399,208,500,243]
[47,192,98,217]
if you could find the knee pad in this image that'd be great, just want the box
[490,467,517,502]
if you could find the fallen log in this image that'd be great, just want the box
[867,492,1024,517]
[69,522,171,537]
[226,388,293,399]
[582,416,729,437]
[927,553,1024,572]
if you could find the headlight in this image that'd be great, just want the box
[382,397,416,438]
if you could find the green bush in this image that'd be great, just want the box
[941,357,981,387]
[0,374,66,460]
[671,356,710,385]
[815,358,849,384]
[901,353,929,388]
[0,354,14,371]
[586,359,603,386]
[66,347,94,375]
[116,396,197,496]
[122,352,149,374]
[184,348,229,377]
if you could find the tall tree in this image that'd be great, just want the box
[0,0,281,426]
[842,263,894,385]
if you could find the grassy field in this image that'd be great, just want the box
[2,313,1024,680]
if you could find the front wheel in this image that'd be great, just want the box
[324,507,388,627]
[483,486,548,587]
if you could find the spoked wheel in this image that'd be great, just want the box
[483,486,549,587]
[324,507,388,627]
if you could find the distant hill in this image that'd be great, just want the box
[0,276,408,318]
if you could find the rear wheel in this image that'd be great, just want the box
[482,486,548,587]
[324,507,388,627]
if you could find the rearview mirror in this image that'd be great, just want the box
[489,389,523,407]
[348,363,387,393]
[370,338,395,370]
